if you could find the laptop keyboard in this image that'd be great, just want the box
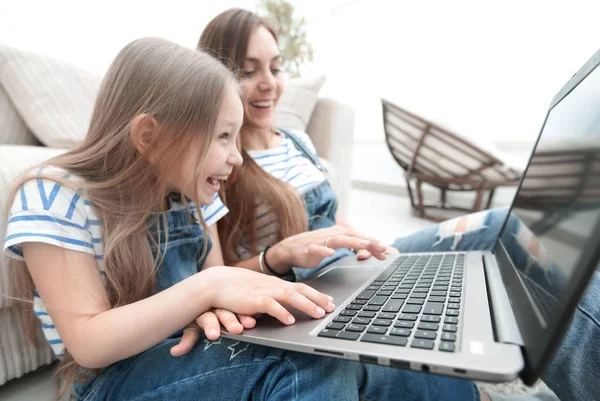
[318,253,464,352]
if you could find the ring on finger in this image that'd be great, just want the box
[324,236,332,247]
[183,326,200,334]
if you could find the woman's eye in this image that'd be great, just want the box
[219,132,230,140]
[242,70,255,78]
[271,68,281,75]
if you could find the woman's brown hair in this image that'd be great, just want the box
[199,8,307,264]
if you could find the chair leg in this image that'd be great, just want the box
[472,186,485,212]
[485,188,496,209]
[406,177,417,208]
[416,179,426,218]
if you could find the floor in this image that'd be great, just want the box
[0,187,554,400]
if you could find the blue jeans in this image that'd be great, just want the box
[393,208,600,401]
[73,200,480,401]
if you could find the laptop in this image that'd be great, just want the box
[222,47,600,385]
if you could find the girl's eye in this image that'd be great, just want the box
[219,132,230,140]
[271,68,281,75]
[242,71,255,78]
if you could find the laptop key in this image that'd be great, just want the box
[411,339,435,350]
[398,313,418,321]
[367,326,388,334]
[377,291,393,296]
[428,296,446,303]
[423,303,444,315]
[430,291,447,297]
[346,304,362,310]
[378,312,396,320]
[373,319,393,327]
[318,329,340,339]
[418,322,439,331]
[382,299,404,312]
[394,320,414,329]
[439,342,455,352]
[357,290,377,299]
[443,324,458,333]
[450,292,461,297]
[402,305,422,314]
[351,299,368,305]
[449,298,461,303]
[353,317,372,325]
[338,331,361,341]
[406,298,424,305]
[414,330,437,340]
[340,310,357,317]
[364,305,381,312]
[327,322,346,330]
[358,311,376,318]
[333,316,352,323]
[444,316,458,324]
[411,292,427,298]
[441,332,457,342]
[391,293,408,300]
[390,328,411,337]
[369,296,388,306]
[421,315,441,323]
[361,334,408,346]
[346,324,367,332]
[447,303,460,309]
[446,310,459,316]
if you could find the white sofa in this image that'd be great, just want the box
[0,44,354,387]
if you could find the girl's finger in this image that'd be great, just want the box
[170,325,200,357]
[215,309,244,334]
[237,314,256,329]
[269,287,328,320]
[293,283,336,312]
[251,296,296,326]
[195,312,221,340]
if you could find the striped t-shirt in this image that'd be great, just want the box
[236,130,327,259]
[3,168,227,357]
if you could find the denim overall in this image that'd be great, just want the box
[72,194,480,401]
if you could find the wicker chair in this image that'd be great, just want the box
[382,99,522,221]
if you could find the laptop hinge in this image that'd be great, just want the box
[483,253,524,346]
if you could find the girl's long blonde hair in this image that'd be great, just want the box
[198,9,308,264]
[6,37,238,398]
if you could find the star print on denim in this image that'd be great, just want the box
[203,337,222,351]
[227,341,251,360]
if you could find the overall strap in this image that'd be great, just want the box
[277,127,328,173]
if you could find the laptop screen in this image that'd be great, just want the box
[495,54,600,381]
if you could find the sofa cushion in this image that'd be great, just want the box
[0,45,101,149]
[276,75,326,131]
[0,85,39,146]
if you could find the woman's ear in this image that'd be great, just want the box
[130,114,159,159]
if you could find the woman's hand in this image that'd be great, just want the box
[267,225,389,274]
[356,245,399,260]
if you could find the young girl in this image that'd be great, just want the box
[4,36,484,401]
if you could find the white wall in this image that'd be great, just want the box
[0,0,255,74]
[300,0,600,145]
[2,0,599,147]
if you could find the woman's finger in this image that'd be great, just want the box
[356,249,372,260]
[170,325,201,357]
[195,311,221,340]
[215,309,244,334]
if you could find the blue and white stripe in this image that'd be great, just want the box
[3,169,229,358]
[236,130,326,258]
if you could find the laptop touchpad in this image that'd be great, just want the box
[304,265,380,303]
